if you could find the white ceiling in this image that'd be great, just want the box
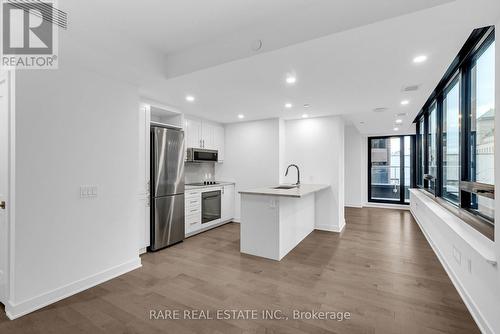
[141,0,499,135]
[69,0,450,56]
[62,0,500,135]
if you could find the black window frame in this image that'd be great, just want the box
[416,118,424,188]
[413,26,495,224]
[367,135,416,205]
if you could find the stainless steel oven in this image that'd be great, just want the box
[202,190,221,224]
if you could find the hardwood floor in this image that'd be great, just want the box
[0,207,479,333]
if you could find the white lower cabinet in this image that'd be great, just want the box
[184,184,235,237]
[221,184,235,221]
[185,190,202,234]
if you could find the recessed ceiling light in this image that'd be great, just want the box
[286,76,297,84]
[185,95,195,102]
[401,100,410,105]
[238,114,245,119]
[302,114,309,118]
[303,104,310,108]
[413,55,428,63]
[395,119,403,124]
[393,127,399,131]
[285,103,293,109]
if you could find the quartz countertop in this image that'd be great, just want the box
[185,181,235,190]
[239,184,329,198]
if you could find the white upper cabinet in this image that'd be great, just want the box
[185,117,203,149]
[201,122,216,150]
[184,116,225,162]
[213,124,224,162]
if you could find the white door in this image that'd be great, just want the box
[0,72,10,303]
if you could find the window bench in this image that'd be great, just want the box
[409,188,499,334]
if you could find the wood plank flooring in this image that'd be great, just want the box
[0,207,479,333]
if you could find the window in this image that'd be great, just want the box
[368,136,414,204]
[417,118,425,187]
[427,104,437,192]
[442,77,460,203]
[469,40,495,220]
[413,26,495,230]
[404,136,411,203]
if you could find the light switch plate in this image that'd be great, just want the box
[80,185,98,198]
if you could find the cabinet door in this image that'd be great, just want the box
[213,124,225,162]
[221,185,235,221]
[185,117,202,149]
[201,122,215,149]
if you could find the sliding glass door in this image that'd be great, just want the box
[368,136,415,204]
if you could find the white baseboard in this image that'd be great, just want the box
[5,257,142,320]
[345,203,363,208]
[363,202,410,210]
[410,209,493,334]
[185,219,234,238]
[315,219,346,233]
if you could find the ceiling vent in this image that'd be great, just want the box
[373,107,388,113]
[402,84,420,92]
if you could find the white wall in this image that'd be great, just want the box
[5,26,149,318]
[215,119,281,220]
[283,116,345,231]
[278,119,286,184]
[344,124,365,207]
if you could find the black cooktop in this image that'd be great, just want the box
[186,181,220,186]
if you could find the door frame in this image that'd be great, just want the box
[367,135,416,205]
[0,70,15,306]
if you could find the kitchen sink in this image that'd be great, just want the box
[273,185,297,189]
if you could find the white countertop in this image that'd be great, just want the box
[239,184,329,198]
[185,181,235,190]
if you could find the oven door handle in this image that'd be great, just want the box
[203,194,221,200]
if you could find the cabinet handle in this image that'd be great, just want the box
[190,200,197,203]
[190,209,198,212]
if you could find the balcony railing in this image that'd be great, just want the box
[370,165,410,201]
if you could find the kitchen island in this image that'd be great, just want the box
[239,184,329,261]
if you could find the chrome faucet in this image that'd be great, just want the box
[285,164,300,186]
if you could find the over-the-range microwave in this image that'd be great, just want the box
[186,148,218,162]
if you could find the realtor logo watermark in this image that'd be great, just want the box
[1,0,58,69]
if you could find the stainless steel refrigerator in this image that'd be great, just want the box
[150,126,185,251]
